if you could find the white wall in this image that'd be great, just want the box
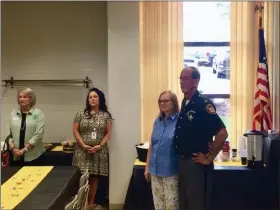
[107,2,141,206]
[1,1,141,206]
[1,2,107,141]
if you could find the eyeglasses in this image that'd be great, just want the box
[158,99,171,104]
[178,76,191,81]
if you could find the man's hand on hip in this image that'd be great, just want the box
[192,152,213,165]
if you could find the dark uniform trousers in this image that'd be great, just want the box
[178,156,213,210]
[174,91,225,210]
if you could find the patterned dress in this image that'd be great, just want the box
[72,109,112,176]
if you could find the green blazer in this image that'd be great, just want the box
[9,107,45,162]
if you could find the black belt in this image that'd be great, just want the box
[180,154,192,160]
[180,154,185,160]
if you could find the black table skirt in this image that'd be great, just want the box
[43,150,73,166]
[123,164,279,210]
[1,166,80,210]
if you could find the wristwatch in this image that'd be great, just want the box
[24,147,28,153]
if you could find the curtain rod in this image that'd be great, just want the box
[1,76,92,88]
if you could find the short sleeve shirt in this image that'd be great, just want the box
[174,91,226,158]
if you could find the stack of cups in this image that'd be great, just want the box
[239,136,247,165]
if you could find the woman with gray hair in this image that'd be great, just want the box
[144,90,180,210]
[8,88,45,166]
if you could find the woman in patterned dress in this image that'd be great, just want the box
[72,88,112,209]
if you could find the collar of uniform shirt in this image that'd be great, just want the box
[184,90,200,102]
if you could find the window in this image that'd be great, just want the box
[184,46,230,94]
[212,98,230,138]
[183,2,230,136]
[183,2,230,42]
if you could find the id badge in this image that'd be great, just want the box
[91,132,97,140]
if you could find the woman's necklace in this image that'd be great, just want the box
[20,122,26,130]
[20,112,27,130]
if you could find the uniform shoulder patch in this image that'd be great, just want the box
[205,103,216,114]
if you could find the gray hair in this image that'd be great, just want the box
[17,88,36,107]
[182,66,201,80]
[191,67,200,80]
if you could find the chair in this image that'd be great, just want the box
[79,170,89,188]
[76,180,90,210]
[83,184,90,210]
[64,195,78,210]
[68,170,89,203]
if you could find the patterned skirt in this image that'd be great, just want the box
[72,145,109,176]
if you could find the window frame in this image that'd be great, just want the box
[184,41,230,99]
[184,42,230,47]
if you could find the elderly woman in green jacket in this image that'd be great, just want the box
[8,88,45,166]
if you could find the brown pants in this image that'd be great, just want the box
[178,157,213,210]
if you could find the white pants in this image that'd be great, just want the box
[151,175,179,210]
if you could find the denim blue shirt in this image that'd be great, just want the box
[148,113,179,177]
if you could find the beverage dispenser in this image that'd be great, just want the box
[244,130,265,169]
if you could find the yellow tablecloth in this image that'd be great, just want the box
[134,159,244,167]
[214,160,243,167]
[135,159,146,166]
[51,146,63,151]
[1,166,53,210]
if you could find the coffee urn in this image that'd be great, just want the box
[244,130,265,169]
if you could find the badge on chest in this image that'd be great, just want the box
[186,110,195,121]
[12,117,20,121]
[91,128,97,140]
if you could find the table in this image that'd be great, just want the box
[7,144,109,206]
[44,146,74,166]
[123,159,279,210]
[42,145,109,205]
[1,166,80,210]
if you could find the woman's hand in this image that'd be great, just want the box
[12,148,24,157]
[88,145,102,154]
[144,169,151,182]
[82,144,92,151]
[19,148,26,155]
